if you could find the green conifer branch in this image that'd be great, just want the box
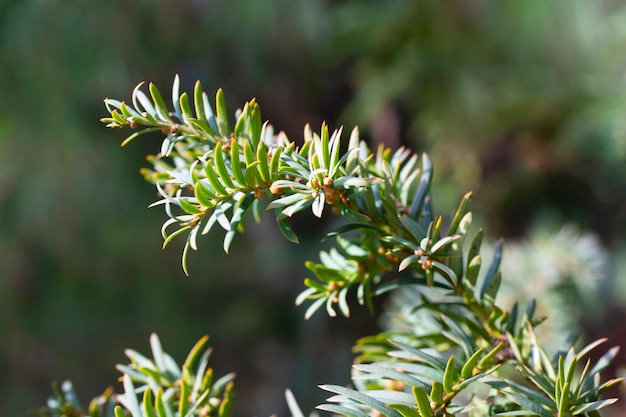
[81,77,625,417]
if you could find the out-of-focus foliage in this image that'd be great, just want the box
[329,0,626,236]
[2,0,626,416]
[497,223,611,349]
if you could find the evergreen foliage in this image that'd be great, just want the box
[42,78,622,417]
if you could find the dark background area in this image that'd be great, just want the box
[1,1,625,416]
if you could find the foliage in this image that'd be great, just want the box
[38,334,234,417]
[496,223,610,349]
[328,0,626,233]
[4,2,626,416]
[40,78,622,416]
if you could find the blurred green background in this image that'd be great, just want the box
[1,0,626,416]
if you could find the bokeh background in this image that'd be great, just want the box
[1,0,626,416]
